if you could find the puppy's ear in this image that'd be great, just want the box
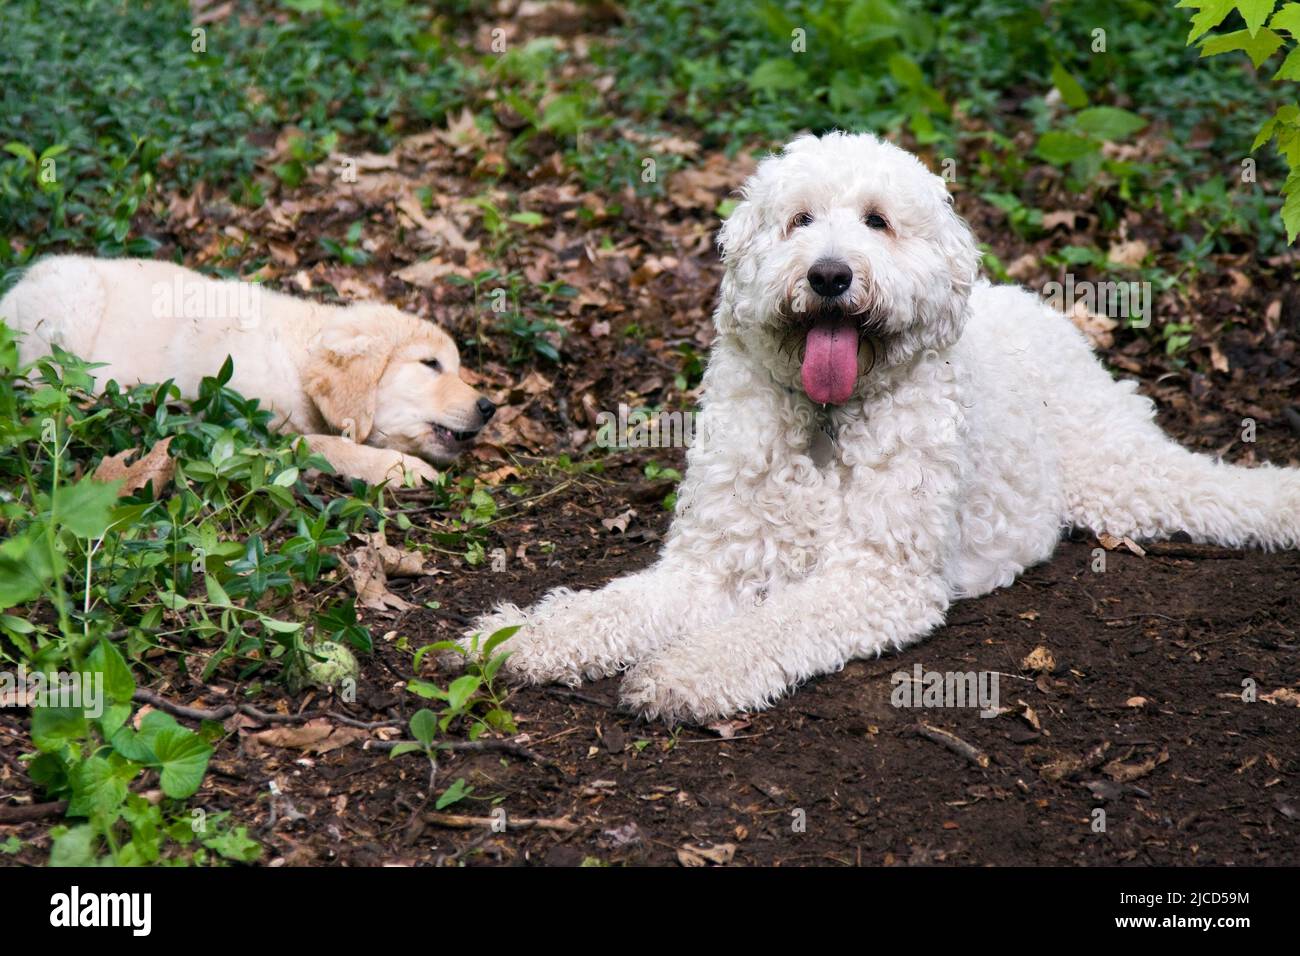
[302,318,392,443]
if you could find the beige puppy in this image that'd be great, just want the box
[0,256,495,485]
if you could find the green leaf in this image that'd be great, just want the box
[481,625,521,658]
[261,617,302,634]
[1074,106,1147,141]
[446,674,481,712]
[205,573,232,607]
[203,826,261,863]
[1282,173,1300,242]
[53,477,120,538]
[1051,61,1088,109]
[1177,0,1238,43]
[508,211,544,227]
[88,638,135,704]
[3,142,37,165]
[1200,27,1285,66]
[435,777,473,810]
[156,590,190,610]
[412,640,462,671]
[410,708,437,747]
[67,754,132,818]
[887,52,925,89]
[151,726,213,799]
[48,825,98,866]
[388,742,424,758]
[748,58,807,93]
[1237,0,1279,35]
[406,678,448,701]
[1272,2,1300,34]
[1274,45,1300,78]
[1033,131,1097,164]
[31,706,87,753]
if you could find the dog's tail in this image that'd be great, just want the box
[1062,384,1300,550]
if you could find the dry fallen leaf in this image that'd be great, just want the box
[250,719,367,754]
[676,842,736,867]
[1103,748,1168,783]
[93,437,175,498]
[347,531,424,611]
[1107,239,1149,267]
[1067,302,1119,350]
[1022,646,1056,674]
[601,508,635,533]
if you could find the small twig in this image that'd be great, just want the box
[543,686,613,707]
[0,800,68,824]
[133,687,235,720]
[916,722,990,769]
[421,811,579,832]
[132,688,400,730]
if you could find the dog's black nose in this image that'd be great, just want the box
[807,259,853,298]
[477,397,497,423]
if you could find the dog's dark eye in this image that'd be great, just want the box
[864,212,889,230]
[790,212,814,230]
[423,359,442,372]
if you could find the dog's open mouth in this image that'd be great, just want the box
[432,424,479,445]
[800,310,861,405]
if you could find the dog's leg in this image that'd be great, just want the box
[467,562,727,686]
[619,564,949,723]
[301,435,437,486]
[1057,378,1300,550]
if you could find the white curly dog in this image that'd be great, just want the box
[470,131,1300,723]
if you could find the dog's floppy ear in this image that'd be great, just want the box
[915,192,981,353]
[302,315,393,443]
[716,195,761,265]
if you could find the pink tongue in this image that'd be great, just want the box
[800,316,859,405]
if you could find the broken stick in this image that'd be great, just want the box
[916,722,991,769]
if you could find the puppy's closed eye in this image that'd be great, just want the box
[422,358,442,372]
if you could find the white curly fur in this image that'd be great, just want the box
[469,131,1300,723]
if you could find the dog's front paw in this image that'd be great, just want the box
[620,652,741,725]
[462,605,590,687]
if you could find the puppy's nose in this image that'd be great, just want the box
[807,259,853,298]
[476,397,497,423]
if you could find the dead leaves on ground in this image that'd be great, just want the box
[346,530,437,612]
[93,437,175,497]
[246,719,369,755]
[676,842,736,867]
